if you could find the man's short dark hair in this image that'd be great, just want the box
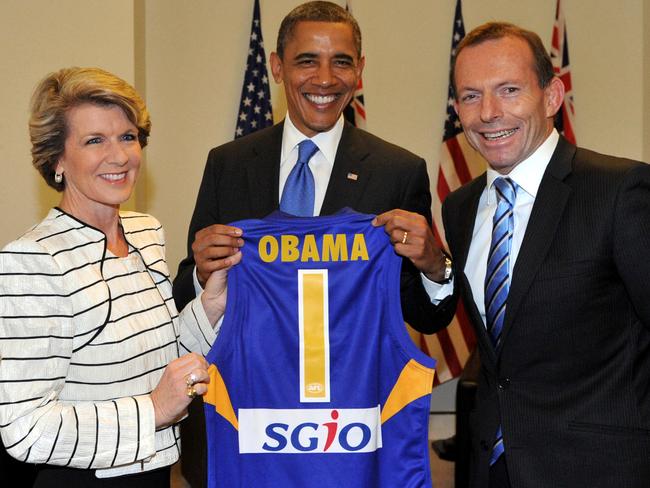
[276,1,362,59]
[451,22,554,98]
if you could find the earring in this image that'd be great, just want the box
[54,172,63,184]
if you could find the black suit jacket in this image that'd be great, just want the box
[442,136,650,488]
[174,121,456,331]
[173,122,456,487]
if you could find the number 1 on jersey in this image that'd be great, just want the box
[298,270,330,402]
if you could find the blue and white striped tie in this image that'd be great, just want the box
[485,176,517,465]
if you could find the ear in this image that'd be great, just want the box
[356,55,365,79]
[269,52,283,84]
[55,159,64,175]
[544,77,565,118]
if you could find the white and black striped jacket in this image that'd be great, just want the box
[0,209,216,477]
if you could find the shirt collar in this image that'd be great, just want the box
[485,128,560,203]
[281,112,344,166]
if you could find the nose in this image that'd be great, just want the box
[313,63,335,87]
[108,140,129,165]
[480,94,503,123]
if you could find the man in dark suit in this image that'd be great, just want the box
[173,2,455,485]
[443,22,650,488]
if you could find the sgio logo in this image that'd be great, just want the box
[238,406,383,454]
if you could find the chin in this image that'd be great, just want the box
[306,118,340,133]
[101,190,135,206]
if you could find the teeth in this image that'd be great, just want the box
[483,129,517,140]
[305,94,336,104]
[101,173,126,181]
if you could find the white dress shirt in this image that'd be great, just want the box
[465,129,560,327]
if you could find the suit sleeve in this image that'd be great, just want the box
[613,163,650,327]
[398,157,457,334]
[173,149,221,311]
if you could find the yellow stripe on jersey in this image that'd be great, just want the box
[381,359,435,424]
[299,270,330,402]
[204,364,239,430]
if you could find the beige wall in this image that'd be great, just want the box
[1,0,648,279]
[0,0,136,244]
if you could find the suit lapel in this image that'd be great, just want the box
[500,137,575,345]
[453,175,486,270]
[321,124,371,215]
[246,123,284,217]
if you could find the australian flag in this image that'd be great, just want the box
[550,0,576,143]
[235,0,273,139]
[342,1,366,129]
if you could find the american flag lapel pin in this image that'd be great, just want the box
[347,172,358,181]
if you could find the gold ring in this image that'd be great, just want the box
[186,385,197,399]
[186,373,197,387]
[401,231,408,245]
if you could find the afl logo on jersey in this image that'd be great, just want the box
[238,406,382,454]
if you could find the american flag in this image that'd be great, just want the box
[342,1,366,129]
[550,0,576,144]
[235,0,273,139]
[424,0,483,385]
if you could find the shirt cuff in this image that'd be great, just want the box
[193,292,219,345]
[420,272,454,304]
[192,265,204,295]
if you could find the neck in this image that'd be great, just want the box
[58,197,128,257]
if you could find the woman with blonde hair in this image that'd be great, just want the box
[0,67,236,487]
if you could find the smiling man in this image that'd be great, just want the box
[442,22,650,488]
[270,18,363,136]
[173,2,456,486]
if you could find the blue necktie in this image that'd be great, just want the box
[485,176,517,465]
[280,140,319,216]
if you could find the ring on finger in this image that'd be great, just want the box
[401,231,408,245]
[186,373,197,387]
[186,385,197,399]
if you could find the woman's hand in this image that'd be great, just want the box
[150,352,210,429]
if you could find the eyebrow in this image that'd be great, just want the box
[293,52,355,63]
[79,127,137,138]
[332,53,355,63]
[456,85,480,95]
[294,52,318,61]
[458,80,522,92]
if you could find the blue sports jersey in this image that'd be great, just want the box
[203,209,436,487]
